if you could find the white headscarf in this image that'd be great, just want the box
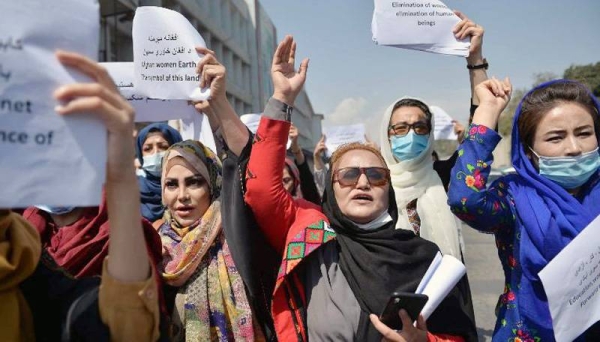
[379,97,461,258]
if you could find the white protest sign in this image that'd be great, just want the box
[372,0,470,57]
[101,62,195,122]
[430,105,457,140]
[133,6,210,101]
[539,215,600,342]
[0,0,105,208]
[322,124,366,157]
[240,113,292,149]
[178,114,217,155]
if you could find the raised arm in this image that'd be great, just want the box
[244,35,311,253]
[448,78,516,233]
[454,11,488,106]
[54,51,158,341]
[195,47,248,156]
[54,51,149,282]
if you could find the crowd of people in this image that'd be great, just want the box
[2,9,600,342]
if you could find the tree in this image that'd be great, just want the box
[564,62,600,96]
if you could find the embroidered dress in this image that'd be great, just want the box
[449,124,600,341]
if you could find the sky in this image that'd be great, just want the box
[259,0,600,141]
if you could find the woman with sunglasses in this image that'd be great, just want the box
[241,35,477,342]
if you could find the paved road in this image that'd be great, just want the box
[462,224,504,342]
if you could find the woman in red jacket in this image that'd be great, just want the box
[242,36,477,342]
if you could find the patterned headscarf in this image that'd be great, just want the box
[156,140,260,341]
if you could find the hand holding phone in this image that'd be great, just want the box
[379,292,428,331]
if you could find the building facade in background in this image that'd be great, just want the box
[99,0,321,151]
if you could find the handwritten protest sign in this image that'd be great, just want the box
[0,0,105,208]
[240,113,292,149]
[539,215,600,341]
[430,105,457,140]
[322,124,366,157]
[372,0,470,56]
[133,6,210,101]
[101,62,195,122]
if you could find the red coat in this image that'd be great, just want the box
[246,116,333,341]
[245,116,463,342]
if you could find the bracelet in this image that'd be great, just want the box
[292,149,302,154]
[467,58,488,70]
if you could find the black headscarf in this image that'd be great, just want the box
[322,167,477,341]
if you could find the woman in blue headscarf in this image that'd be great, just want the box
[135,123,183,222]
[448,77,600,341]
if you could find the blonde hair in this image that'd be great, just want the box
[329,142,388,176]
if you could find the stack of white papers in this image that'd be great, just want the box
[372,0,470,57]
[416,252,466,319]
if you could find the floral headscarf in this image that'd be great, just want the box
[157,140,260,341]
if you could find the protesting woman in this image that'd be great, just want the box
[378,11,484,259]
[448,77,600,340]
[136,122,183,222]
[2,51,162,341]
[241,35,477,342]
[152,47,264,341]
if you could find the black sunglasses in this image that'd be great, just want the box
[333,167,390,187]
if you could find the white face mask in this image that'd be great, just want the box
[142,151,167,177]
[354,211,393,230]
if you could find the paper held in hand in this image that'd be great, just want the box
[101,62,196,122]
[539,214,600,342]
[0,0,105,208]
[322,123,366,158]
[133,6,210,101]
[371,0,470,57]
[415,252,466,319]
[430,105,457,141]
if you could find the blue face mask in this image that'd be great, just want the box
[35,205,76,215]
[390,131,430,162]
[531,147,600,189]
[142,151,167,177]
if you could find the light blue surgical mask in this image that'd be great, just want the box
[35,205,76,215]
[390,131,430,162]
[530,147,600,189]
[142,151,167,177]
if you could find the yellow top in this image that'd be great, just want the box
[0,210,41,342]
[0,210,160,342]
[99,258,160,342]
